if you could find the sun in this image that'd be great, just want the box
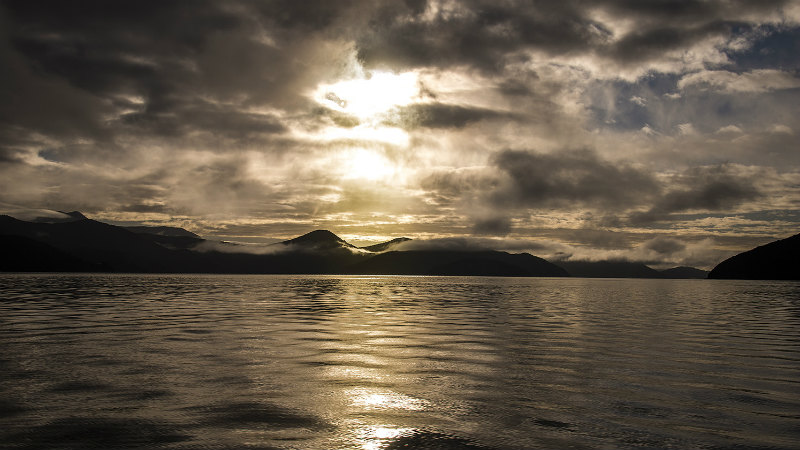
[314,70,419,120]
[342,149,397,182]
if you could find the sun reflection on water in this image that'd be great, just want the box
[348,387,430,411]
[356,425,416,450]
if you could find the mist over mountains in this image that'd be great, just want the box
[1,212,795,279]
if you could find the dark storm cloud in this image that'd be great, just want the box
[120,102,287,141]
[601,0,791,21]
[0,1,225,144]
[605,21,732,63]
[472,216,512,236]
[0,0,796,266]
[643,236,686,255]
[0,0,358,150]
[558,228,637,249]
[2,0,239,101]
[356,0,794,72]
[601,0,719,18]
[385,103,513,129]
[1,0,792,150]
[423,149,769,234]
[0,147,23,163]
[490,149,660,209]
[630,164,762,224]
[419,167,498,205]
[356,1,607,72]
[120,203,171,214]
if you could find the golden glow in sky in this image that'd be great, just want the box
[314,71,420,120]
[4,0,799,268]
[341,149,398,182]
[309,69,420,186]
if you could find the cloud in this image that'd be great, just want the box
[0,205,75,222]
[419,166,498,205]
[391,233,730,271]
[418,148,776,233]
[191,240,284,255]
[471,216,512,236]
[356,1,606,73]
[0,0,798,270]
[678,69,800,93]
[770,124,794,134]
[0,0,354,151]
[642,236,686,255]
[630,164,762,223]
[715,125,743,134]
[605,21,730,64]
[627,237,728,269]
[630,95,647,106]
[393,236,554,254]
[553,235,730,270]
[677,123,696,135]
[384,103,513,129]
[192,239,367,256]
[489,148,659,209]
[355,1,795,79]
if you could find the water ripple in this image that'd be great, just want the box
[1,274,799,449]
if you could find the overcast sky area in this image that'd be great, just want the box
[1,0,799,268]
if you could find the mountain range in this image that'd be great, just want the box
[4,212,789,278]
[0,214,567,276]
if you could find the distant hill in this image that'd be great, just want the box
[361,237,411,253]
[708,233,800,280]
[347,250,568,277]
[0,215,567,276]
[660,266,708,279]
[554,260,662,278]
[124,226,203,250]
[2,214,713,278]
[0,234,105,272]
[280,230,356,250]
[0,215,196,272]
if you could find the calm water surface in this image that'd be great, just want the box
[1,274,799,449]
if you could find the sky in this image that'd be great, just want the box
[1,0,799,269]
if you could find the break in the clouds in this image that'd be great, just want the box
[1,0,799,269]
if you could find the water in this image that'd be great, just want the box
[1,274,799,450]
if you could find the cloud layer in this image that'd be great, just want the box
[1,0,799,268]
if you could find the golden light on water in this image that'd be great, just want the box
[357,425,415,450]
[348,387,429,411]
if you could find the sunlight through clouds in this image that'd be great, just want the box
[341,149,398,182]
[313,70,421,120]
[2,0,799,265]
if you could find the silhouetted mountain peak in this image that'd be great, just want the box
[709,232,800,280]
[282,230,354,248]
